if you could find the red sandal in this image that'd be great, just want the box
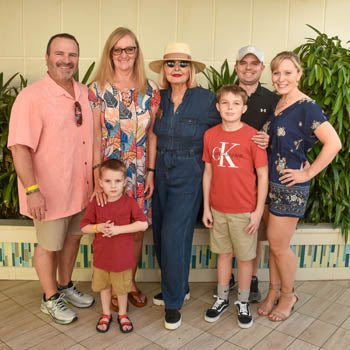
[96,314,112,333]
[118,314,134,333]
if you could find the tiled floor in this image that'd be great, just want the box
[1,279,350,349]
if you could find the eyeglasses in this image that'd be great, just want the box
[74,101,83,126]
[112,46,137,56]
[164,60,191,68]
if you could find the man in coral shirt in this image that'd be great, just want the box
[8,33,95,324]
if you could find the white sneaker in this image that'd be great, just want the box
[40,294,77,325]
[59,283,95,308]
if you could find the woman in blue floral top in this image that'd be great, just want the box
[258,52,341,322]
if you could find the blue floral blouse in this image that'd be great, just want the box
[263,98,328,187]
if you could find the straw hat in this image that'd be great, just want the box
[149,42,206,73]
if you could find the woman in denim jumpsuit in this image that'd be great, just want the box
[149,43,220,329]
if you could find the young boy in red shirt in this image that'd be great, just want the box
[81,159,148,333]
[202,85,268,328]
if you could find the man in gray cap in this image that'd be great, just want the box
[235,45,279,131]
[232,45,279,302]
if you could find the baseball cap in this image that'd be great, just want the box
[237,45,264,63]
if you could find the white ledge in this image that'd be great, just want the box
[0,222,346,245]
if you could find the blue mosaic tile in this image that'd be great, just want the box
[1,242,350,269]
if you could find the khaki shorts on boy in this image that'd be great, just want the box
[34,210,85,251]
[92,267,132,296]
[210,208,257,261]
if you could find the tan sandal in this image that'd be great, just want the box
[257,283,280,316]
[128,289,147,307]
[268,289,298,322]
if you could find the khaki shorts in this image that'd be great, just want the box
[92,267,132,296]
[34,210,85,251]
[210,208,257,261]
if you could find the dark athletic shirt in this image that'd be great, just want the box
[241,83,280,131]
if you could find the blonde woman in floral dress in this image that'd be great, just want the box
[257,51,341,322]
[89,27,160,311]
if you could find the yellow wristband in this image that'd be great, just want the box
[93,224,98,233]
[25,184,39,193]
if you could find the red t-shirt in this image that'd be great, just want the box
[203,123,267,213]
[80,194,146,272]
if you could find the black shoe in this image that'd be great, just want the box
[229,273,237,290]
[153,288,190,306]
[234,301,253,329]
[164,309,181,330]
[205,297,229,323]
[213,273,236,296]
[248,276,261,303]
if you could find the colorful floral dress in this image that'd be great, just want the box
[89,80,160,223]
[262,98,328,217]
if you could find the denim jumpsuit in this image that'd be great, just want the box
[152,87,220,310]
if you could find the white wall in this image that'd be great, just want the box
[0,0,349,88]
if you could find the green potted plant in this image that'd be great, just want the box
[0,72,27,219]
[202,59,238,93]
[73,62,95,86]
[294,25,350,240]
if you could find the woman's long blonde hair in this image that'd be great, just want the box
[94,27,147,94]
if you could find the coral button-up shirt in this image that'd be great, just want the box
[8,73,93,221]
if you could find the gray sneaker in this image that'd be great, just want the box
[59,284,95,308]
[40,293,78,325]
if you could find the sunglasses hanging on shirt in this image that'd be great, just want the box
[74,101,83,126]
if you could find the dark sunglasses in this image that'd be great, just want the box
[112,46,137,55]
[74,101,83,126]
[164,60,191,68]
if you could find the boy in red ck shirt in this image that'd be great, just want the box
[81,159,148,333]
[202,85,268,328]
